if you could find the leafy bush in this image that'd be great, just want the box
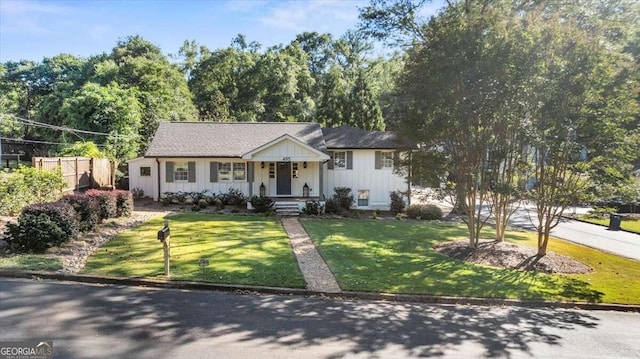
[224,188,247,206]
[333,187,354,211]
[389,191,406,214]
[131,187,145,198]
[250,196,274,213]
[189,191,207,204]
[61,194,100,232]
[114,190,134,217]
[0,166,65,216]
[405,204,443,220]
[303,201,324,215]
[86,189,118,220]
[324,198,340,214]
[6,202,79,253]
[161,192,175,206]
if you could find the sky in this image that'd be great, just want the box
[0,0,445,63]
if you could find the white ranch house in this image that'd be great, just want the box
[128,122,409,211]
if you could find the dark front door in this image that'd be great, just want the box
[277,162,291,195]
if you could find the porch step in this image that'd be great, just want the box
[274,201,300,216]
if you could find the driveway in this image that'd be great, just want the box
[1,278,639,358]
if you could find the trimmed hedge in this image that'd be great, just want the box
[405,204,443,220]
[86,189,117,220]
[114,190,134,217]
[5,202,79,253]
[61,194,100,232]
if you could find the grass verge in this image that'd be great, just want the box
[0,255,62,271]
[577,215,640,234]
[83,213,306,288]
[301,219,640,304]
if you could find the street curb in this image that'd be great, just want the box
[2,270,639,313]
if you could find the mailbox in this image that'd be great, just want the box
[157,226,170,241]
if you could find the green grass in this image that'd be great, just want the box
[83,213,306,288]
[577,215,640,234]
[0,255,62,271]
[301,219,640,304]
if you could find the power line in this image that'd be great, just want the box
[0,136,107,147]
[4,114,136,139]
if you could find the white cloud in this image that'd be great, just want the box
[0,0,76,34]
[258,0,367,34]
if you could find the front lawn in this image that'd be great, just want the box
[302,219,640,304]
[83,213,306,288]
[0,255,62,271]
[577,215,640,234]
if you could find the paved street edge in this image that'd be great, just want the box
[1,270,638,313]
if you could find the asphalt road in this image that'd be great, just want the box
[509,206,640,261]
[1,278,639,359]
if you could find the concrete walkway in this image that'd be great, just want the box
[281,217,342,293]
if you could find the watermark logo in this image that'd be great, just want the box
[0,341,53,359]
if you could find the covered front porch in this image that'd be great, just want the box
[242,134,330,200]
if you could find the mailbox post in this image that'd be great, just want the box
[157,219,171,277]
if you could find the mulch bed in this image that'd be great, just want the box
[434,239,592,274]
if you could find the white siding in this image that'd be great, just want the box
[250,139,321,162]
[158,158,249,197]
[324,150,407,210]
[127,157,158,200]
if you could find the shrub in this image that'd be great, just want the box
[250,196,274,213]
[161,192,175,206]
[6,202,79,253]
[303,201,324,215]
[406,204,443,220]
[587,207,617,218]
[174,191,189,204]
[61,194,100,232]
[0,166,65,216]
[131,187,145,198]
[225,188,247,206]
[333,187,354,211]
[389,191,405,214]
[190,191,207,204]
[114,190,134,217]
[86,189,118,220]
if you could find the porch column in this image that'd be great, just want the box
[318,161,324,200]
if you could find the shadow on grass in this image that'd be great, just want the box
[302,219,604,303]
[1,279,603,358]
[83,213,305,288]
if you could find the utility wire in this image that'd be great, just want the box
[0,136,106,147]
[4,114,136,139]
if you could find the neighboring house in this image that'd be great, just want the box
[128,122,409,210]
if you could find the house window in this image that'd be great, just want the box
[334,151,347,169]
[218,162,246,181]
[140,166,151,176]
[269,163,275,178]
[218,163,232,181]
[174,162,189,181]
[233,162,246,181]
[381,152,394,169]
[357,190,370,207]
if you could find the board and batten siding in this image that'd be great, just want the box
[324,149,406,210]
[158,158,249,196]
[128,157,159,200]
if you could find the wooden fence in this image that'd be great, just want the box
[32,157,112,192]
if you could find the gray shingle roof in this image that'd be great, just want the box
[322,126,400,149]
[145,122,327,157]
